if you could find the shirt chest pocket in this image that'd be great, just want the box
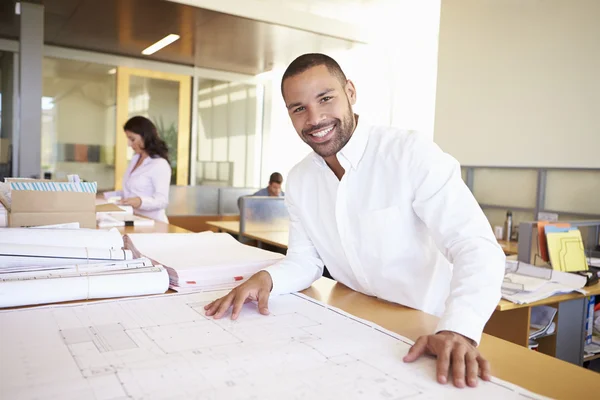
[357,206,405,266]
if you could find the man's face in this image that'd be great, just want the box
[283,65,356,158]
[267,182,281,197]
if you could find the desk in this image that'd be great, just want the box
[498,239,519,255]
[112,220,191,234]
[90,221,598,397]
[486,281,600,365]
[204,220,240,235]
[243,230,288,249]
[207,219,596,364]
[304,278,598,399]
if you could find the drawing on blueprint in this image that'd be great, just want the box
[0,292,547,400]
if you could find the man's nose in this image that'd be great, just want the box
[306,106,325,128]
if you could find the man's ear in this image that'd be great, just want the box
[345,79,357,105]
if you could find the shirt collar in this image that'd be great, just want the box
[311,115,369,170]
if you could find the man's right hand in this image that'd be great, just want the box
[204,271,273,320]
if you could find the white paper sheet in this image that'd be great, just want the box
[0,243,133,269]
[0,257,154,275]
[125,232,283,288]
[0,292,548,399]
[502,260,587,304]
[0,265,168,308]
[0,227,124,249]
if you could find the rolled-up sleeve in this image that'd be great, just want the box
[138,159,171,212]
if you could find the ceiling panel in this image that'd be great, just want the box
[0,0,19,40]
[0,0,356,75]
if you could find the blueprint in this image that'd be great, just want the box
[0,292,546,400]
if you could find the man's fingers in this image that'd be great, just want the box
[231,291,249,320]
[204,298,222,316]
[403,336,428,363]
[204,299,217,311]
[257,289,270,315]
[435,342,452,385]
[478,355,492,381]
[451,345,468,388]
[213,294,235,319]
[465,352,479,387]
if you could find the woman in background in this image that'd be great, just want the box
[104,116,172,223]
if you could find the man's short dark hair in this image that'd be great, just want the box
[281,53,347,96]
[269,172,283,185]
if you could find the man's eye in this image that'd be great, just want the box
[293,106,305,113]
[320,96,332,102]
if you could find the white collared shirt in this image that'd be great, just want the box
[265,121,505,344]
[115,154,171,223]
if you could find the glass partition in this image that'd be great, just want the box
[239,196,289,233]
[472,168,537,209]
[41,57,116,190]
[196,80,262,187]
[545,170,600,215]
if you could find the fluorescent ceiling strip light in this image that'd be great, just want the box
[141,34,180,55]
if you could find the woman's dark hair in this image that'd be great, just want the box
[123,116,170,162]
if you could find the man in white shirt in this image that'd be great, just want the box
[205,53,505,389]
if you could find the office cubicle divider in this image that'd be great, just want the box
[166,185,258,232]
[238,196,289,235]
[461,166,600,234]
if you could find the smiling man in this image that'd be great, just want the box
[205,53,505,389]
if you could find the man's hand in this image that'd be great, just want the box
[403,331,491,388]
[204,271,273,320]
[120,197,142,208]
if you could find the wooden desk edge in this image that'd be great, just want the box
[304,278,599,399]
[243,231,288,249]
[205,220,240,234]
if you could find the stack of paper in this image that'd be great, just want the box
[529,306,557,339]
[0,227,169,307]
[502,260,587,304]
[124,231,284,292]
[584,336,600,357]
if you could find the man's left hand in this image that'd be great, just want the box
[403,331,491,388]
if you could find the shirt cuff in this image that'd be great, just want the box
[138,196,154,211]
[435,310,488,346]
[262,264,289,297]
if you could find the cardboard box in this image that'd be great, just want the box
[3,186,96,229]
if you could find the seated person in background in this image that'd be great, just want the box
[237,172,285,211]
[253,172,285,197]
[206,53,505,389]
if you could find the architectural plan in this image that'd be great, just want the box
[0,292,546,399]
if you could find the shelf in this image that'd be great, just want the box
[584,353,600,362]
[530,332,556,341]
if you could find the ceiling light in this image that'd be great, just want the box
[15,2,21,15]
[141,34,180,55]
[107,68,117,75]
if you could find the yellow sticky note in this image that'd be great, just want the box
[546,229,589,272]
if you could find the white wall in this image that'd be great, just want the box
[257,1,442,187]
[434,0,600,168]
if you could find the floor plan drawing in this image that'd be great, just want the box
[0,292,546,399]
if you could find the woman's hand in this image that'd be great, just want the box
[120,197,142,208]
